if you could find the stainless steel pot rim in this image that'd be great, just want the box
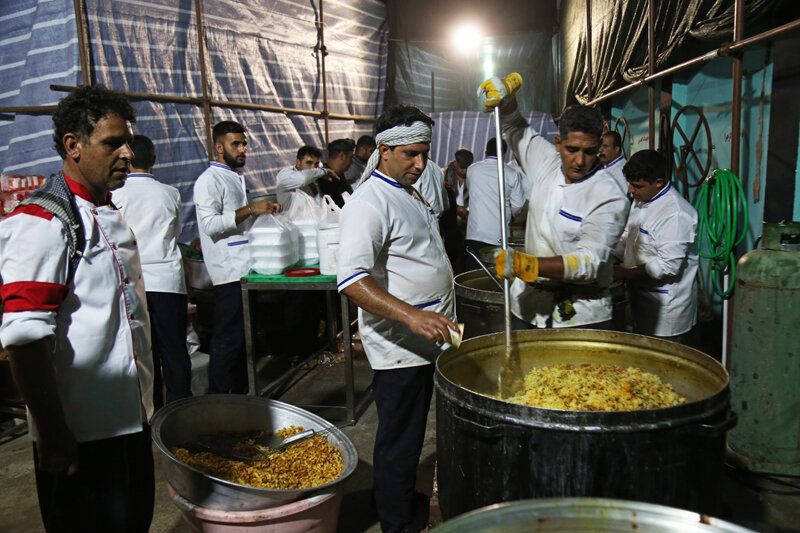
[432,497,756,532]
[151,395,357,496]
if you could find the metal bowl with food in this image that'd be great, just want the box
[151,395,358,511]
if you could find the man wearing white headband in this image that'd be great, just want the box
[338,104,457,533]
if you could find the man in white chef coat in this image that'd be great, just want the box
[318,137,356,207]
[464,137,526,270]
[598,130,627,192]
[114,134,191,408]
[337,104,458,533]
[613,149,698,342]
[194,120,282,393]
[481,73,629,330]
[0,85,155,531]
[275,144,340,210]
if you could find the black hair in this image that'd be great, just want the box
[296,145,322,160]
[327,138,355,159]
[52,85,135,159]
[558,105,604,140]
[212,121,245,144]
[603,130,622,148]
[356,135,376,150]
[130,134,155,170]
[375,104,434,135]
[485,137,507,157]
[622,149,666,184]
[454,148,474,168]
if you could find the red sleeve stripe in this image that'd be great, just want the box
[1,281,68,312]
[8,205,54,220]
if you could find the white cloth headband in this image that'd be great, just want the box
[358,121,433,185]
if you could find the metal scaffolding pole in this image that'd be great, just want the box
[584,0,593,100]
[194,0,214,159]
[648,0,656,150]
[72,0,91,85]
[586,18,800,107]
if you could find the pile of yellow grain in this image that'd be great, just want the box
[171,425,343,490]
[506,363,687,411]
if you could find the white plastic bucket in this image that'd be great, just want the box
[317,226,340,275]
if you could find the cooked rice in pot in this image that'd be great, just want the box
[505,363,687,411]
[171,425,343,489]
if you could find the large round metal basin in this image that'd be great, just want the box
[151,395,358,511]
[432,498,755,532]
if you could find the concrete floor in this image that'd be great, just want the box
[1,349,799,532]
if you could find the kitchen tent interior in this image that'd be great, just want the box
[1,0,800,532]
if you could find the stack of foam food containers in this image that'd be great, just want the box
[0,175,46,217]
[245,214,299,275]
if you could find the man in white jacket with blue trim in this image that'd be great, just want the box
[193,121,281,393]
[481,74,629,330]
[337,104,458,533]
[614,149,698,342]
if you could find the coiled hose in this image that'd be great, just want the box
[694,169,749,298]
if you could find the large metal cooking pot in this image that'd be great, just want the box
[454,269,504,339]
[151,395,358,511]
[435,329,736,520]
[432,498,755,532]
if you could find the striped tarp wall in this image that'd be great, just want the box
[0,0,387,242]
[429,110,558,168]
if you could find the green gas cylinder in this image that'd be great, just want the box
[728,221,800,475]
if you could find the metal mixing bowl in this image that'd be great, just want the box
[151,395,358,511]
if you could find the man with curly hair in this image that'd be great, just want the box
[0,85,156,531]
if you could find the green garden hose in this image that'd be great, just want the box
[694,169,749,298]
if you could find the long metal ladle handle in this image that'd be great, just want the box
[464,247,504,291]
[493,107,512,352]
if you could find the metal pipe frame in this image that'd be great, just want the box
[584,0,593,100]
[586,17,800,107]
[648,0,656,150]
[319,0,331,145]
[3,1,376,133]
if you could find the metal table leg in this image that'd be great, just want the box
[341,293,355,422]
[241,283,257,396]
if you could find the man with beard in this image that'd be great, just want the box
[598,130,627,192]
[194,120,282,393]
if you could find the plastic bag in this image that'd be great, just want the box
[246,213,299,275]
[319,194,341,229]
[285,190,322,266]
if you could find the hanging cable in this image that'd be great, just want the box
[694,169,749,298]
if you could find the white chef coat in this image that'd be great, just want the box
[276,166,326,208]
[604,155,628,192]
[413,162,449,218]
[113,173,186,295]
[502,109,629,328]
[193,162,252,285]
[337,170,456,369]
[465,156,526,246]
[0,176,154,442]
[616,183,698,336]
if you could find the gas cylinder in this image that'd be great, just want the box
[728,221,800,475]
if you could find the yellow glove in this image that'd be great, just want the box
[478,73,523,112]
[495,249,539,283]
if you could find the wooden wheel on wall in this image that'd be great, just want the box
[671,105,713,196]
[612,116,631,159]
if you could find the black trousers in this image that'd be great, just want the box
[372,364,435,533]
[34,427,154,533]
[146,291,191,407]
[209,281,247,393]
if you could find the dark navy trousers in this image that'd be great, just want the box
[372,364,435,533]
